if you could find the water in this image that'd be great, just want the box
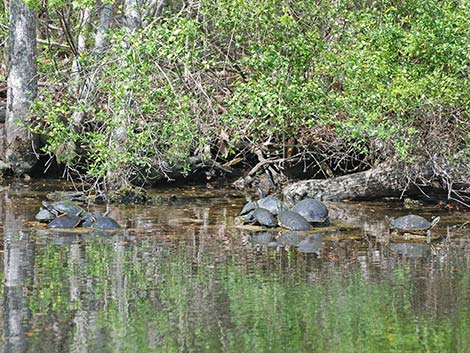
[0,181,469,353]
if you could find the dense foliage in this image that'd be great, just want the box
[19,0,470,186]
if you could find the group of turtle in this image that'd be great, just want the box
[240,191,440,238]
[35,200,122,231]
[239,191,330,231]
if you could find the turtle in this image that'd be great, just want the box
[292,198,330,226]
[251,208,277,228]
[240,200,258,216]
[42,200,86,217]
[277,210,313,231]
[257,195,287,215]
[48,214,82,229]
[255,189,287,215]
[389,214,440,237]
[90,216,122,230]
[35,207,55,223]
[81,211,103,228]
[239,190,287,223]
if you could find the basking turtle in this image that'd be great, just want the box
[292,198,329,226]
[389,214,440,237]
[277,210,313,231]
[240,200,258,216]
[254,189,286,215]
[251,208,277,228]
[239,200,258,224]
[48,214,82,229]
[81,211,102,228]
[257,195,287,215]
[90,216,122,230]
[42,200,85,217]
[35,207,55,223]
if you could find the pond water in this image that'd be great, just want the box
[0,180,469,353]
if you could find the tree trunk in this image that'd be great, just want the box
[72,2,114,127]
[71,6,92,92]
[105,0,142,190]
[94,3,114,51]
[142,0,168,26]
[4,0,37,175]
[124,0,141,31]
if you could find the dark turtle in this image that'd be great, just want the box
[292,198,329,226]
[42,200,85,217]
[257,196,287,215]
[81,211,103,228]
[256,189,287,215]
[90,216,122,230]
[48,215,82,229]
[389,215,440,236]
[35,207,55,223]
[297,234,323,254]
[240,200,258,216]
[277,210,313,231]
[251,208,277,227]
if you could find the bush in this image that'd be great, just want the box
[31,0,470,185]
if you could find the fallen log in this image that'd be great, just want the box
[283,157,470,206]
[283,161,407,202]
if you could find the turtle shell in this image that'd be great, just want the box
[48,215,81,229]
[292,198,329,225]
[43,200,85,217]
[81,211,102,228]
[390,215,433,233]
[278,211,313,231]
[252,208,277,228]
[91,216,122,230]
[257,196,287,215]
[35,207,55,223]
[240,201,258,216]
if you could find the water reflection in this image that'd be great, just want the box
[3,194,34,353]
[0,181,468,353]
[388,243,432,258]
[297,234,323,255]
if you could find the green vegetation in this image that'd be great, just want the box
[20,0,470,185]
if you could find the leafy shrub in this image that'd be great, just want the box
[31,0,470,185]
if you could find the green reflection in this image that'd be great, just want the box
[1,235,464,353]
